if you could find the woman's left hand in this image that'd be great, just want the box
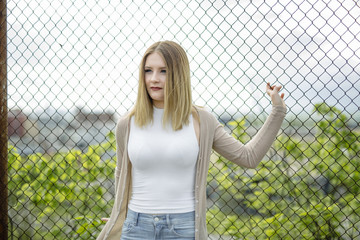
[266,82,286,108]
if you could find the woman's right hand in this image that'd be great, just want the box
[266,82,286,108]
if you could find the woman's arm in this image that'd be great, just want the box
[212,83,287,168]
[100,115,129,223]
[114,115,129,191]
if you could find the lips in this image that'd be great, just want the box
[151,87,162,91]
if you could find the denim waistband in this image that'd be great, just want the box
[126,208,195,226]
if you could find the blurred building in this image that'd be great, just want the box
[8,107,116,155]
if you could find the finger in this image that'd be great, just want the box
[267,82,273,90]
[266,82,270,90]
[273,85,282,92]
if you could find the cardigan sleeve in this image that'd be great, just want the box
[212,105,287,168]
[114,115,129,191]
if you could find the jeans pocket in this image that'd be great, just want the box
[121,220,135,234]
[170,222,195,238]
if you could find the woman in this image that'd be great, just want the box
[97,41,287,240]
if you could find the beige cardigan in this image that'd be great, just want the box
[96,105,287,240]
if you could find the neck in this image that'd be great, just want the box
[153,102,164,109]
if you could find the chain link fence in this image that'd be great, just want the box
[5,0,360,239]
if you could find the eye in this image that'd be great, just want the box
[161,69,166,73]
[145,69,152,73]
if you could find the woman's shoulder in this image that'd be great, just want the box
[192,105,218,123]
[115,111,132,132]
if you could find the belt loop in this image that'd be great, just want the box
[135,211,139,226]
[166,214,171,228]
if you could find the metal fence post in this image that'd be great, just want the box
[0,0,7,239]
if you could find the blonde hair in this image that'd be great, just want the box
[130,41,193,131]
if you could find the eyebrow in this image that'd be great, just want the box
[144,66,166,69]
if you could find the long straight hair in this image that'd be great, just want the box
[130,41,193,130]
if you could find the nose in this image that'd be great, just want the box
[150,71,160,82]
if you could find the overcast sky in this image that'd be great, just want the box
[6,0,360,118]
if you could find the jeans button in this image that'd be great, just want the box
[154,217,159,221]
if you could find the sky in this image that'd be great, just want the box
[6,0,360,119]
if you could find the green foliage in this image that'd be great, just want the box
[206,103,360,239]
[311,103,360,195]
[8,132,116,239]
[8,103,360,239]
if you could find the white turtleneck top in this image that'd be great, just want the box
[127,107,199,214]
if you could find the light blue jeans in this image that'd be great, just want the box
[120,209,195,240]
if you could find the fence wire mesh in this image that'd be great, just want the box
[5,0,360,239]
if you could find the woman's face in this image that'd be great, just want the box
[144,52,167,109]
